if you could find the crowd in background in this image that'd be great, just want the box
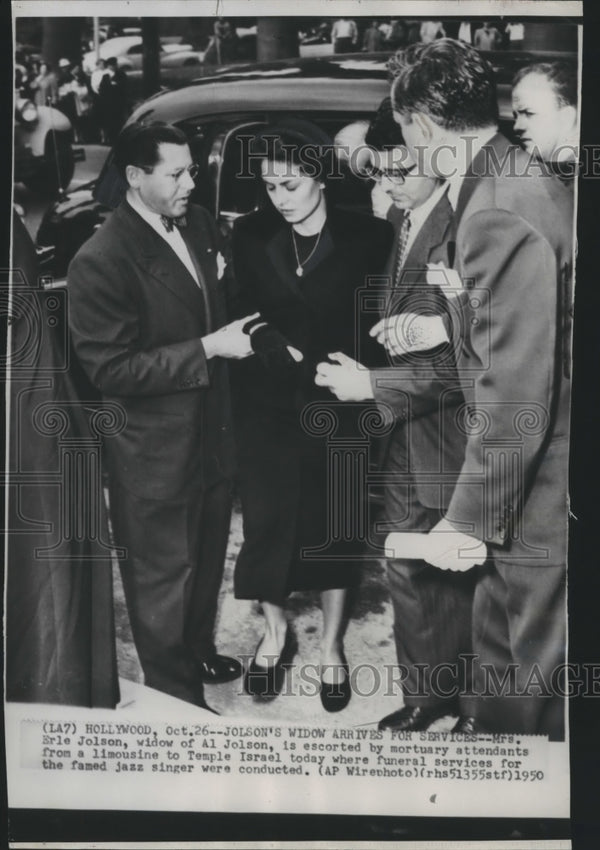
[13,17,532,147]
[15,53,129,144]
[326,17,526,53]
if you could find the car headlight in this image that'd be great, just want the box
[18,100,38,123]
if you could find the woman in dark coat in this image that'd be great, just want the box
[231,123,393,710]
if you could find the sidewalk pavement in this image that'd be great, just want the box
[114,506,457,731]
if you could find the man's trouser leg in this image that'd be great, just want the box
[110,480,207,704]
[184,479,233,662]
[385,496,475,711]
[472,559,567,739]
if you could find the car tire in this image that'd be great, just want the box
[183,57,200,66]
[24,131,75,196]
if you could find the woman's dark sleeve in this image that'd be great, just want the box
[231,219,300,373]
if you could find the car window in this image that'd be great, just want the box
[218,122,267,219]
[176,119,222,212]
[127,44,143,55]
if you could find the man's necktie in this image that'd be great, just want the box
[160,214,187,232]
[393,211,412,286]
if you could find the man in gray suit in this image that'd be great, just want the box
[68,122,257,709]
[317,100,472,731]
[389,39,573,739]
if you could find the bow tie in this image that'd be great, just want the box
[160,214,187,232]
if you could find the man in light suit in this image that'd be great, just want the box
[68,122,256,709]
[388,39,573,739]
[317,100,473,731]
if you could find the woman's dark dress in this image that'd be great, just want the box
[231,205,393,604]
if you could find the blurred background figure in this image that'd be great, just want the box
[90,58,108,142]
[6,211,120,708]
[98,56,129,144]
[90,57,107,96]
[331,17,358,53]
[31,60,58,106]
[419,20,445,43]
[378,20,392,41]
[474,21,502,50]
[385,19,407,50]
[213,17,238,64]
[512,61,578,165]
[70,63,93,142]
[458,21,472,44]
[505,21,525,50]
[56,57,77,125]
[362,20,384,52]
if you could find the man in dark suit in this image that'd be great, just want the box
[68,122,256,709]
[317,100,472,731]
[388,39,573,739]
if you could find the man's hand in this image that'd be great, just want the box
[424,517,487,571]
[314,352,373,401]
[370,313,449,356]
[203,313,260,360]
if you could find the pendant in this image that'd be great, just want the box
[296,265,304,277]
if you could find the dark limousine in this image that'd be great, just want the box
[35,49,575,281]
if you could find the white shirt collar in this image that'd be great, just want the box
[446,127,498,211]
[406,180,449,232]
[125,190,199,285]
[126,189,167,232]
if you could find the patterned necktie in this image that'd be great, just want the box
[160,214,187,232]
[393,211,412,286]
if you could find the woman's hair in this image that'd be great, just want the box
[244,119,335,186]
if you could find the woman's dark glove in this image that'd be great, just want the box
[248,323,303,372]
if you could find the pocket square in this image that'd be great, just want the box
[217,252,227,280]
[426,262,464,299]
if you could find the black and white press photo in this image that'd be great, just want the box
[4,1,585,846]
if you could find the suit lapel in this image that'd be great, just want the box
[117,202,208,322]
[406,194,453,269]
[384,193,454,316]
[180,224,214,333]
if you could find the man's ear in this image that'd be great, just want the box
[412,112,436,143]
[561,104,578,133]
[125,164,142,189]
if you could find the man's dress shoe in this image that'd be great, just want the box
[244,628,297,700]
[378,703,452,732]
[197,654,243,684]
[452,715,480,735]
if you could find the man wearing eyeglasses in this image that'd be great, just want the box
[318,99,472,732]
[68,122,257,710]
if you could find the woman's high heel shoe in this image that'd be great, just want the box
[244,627,297,700]
[320,654,351,712]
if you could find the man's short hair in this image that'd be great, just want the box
[390,38,498,132]
[113,121,189,179]
[364,96,406,150]
[513,61,577,109]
